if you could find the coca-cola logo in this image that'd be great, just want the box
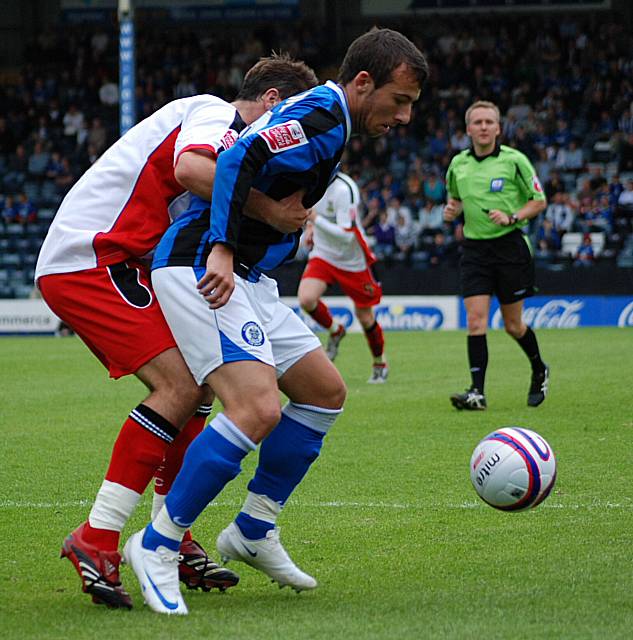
[491,299,583,329]
[618,301,633,327]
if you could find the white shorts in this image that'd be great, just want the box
[152,266,322,384]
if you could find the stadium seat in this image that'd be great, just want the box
[0,254,22,267]
[21,253,38,268]
[40,182,58,204]
[38,208,56,222]
[561,231,605,257]
[13,283,35,298]
[5,223,24,236]
[15,237,31,252]
[23,181,41,202]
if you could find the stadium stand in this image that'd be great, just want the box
[1,13,632,297]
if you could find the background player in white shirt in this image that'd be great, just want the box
[35,55,318,609]
[298,172,389,383]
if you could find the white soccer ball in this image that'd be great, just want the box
[470,427,557,511]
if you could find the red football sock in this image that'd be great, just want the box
[307,300,334,330]
[154,413,207,496]
[364,321,385,358]
[82,521,120,551]
[82,404,179,550]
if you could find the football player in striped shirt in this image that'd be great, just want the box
[123,28,428,615]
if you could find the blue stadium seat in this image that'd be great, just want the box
[15,237,31,253]
[5,223,24,236]
[40,182,58,204]
[0,254,21,267]
[13,283,35,298]
[38,208,56,222]
[21,253,38,268]
[23,181,41,202]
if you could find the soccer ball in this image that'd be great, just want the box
[470,427,557,511]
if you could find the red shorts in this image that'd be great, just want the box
[38,262,177,379]
[302,257,382,307]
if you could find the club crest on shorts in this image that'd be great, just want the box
[241,321,265,346]
[490,178,505,192]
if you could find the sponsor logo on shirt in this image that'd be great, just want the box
[532,175,543,193]
[258,120,308,153]
[221,129,238,150]
[490,178,505,192]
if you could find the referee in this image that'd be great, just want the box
[444,100,549,410]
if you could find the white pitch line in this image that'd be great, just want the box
[1,498,631,510]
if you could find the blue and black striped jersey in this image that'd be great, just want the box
[152,81,351,282]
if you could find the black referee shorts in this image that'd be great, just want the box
[460,229,536,305]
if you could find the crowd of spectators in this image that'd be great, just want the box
[1,13,633,297]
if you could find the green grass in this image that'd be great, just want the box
[1,328,633,639]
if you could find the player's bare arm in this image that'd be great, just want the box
[197,243,235,309]
[444,197,463,221]
[174,150,217,199]
[301,220,314,250]
[175,151,309,233]
[248,189,309,233]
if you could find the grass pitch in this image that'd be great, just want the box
[1,327,632,639]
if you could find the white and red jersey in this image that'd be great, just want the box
[309,172,376,272]
[35,95,241,279]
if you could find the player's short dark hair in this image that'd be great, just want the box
[337,28,428,90]
[236,53,318,101]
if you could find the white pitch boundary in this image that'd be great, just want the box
[1,498,631,511]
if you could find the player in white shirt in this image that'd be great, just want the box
[298,172,389,383]
[35,55,317,609]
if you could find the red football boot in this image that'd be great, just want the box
[60,522,132,609]
[178,538,240,592]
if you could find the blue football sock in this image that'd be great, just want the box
[235,511,274,540]
[236,403,340,539]
[142,523,180,552]
[165,413,255,530]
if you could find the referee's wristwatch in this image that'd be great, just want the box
[508,213,519,225]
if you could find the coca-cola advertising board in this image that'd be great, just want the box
[460,296,633,330]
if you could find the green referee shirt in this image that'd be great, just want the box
[445,145,546,240]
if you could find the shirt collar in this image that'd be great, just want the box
[325,80,352,144]
[468,144,501,162]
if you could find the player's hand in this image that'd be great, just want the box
[443,198,462,221]
[197,243,235,309]
[302,224,314,250]
[488,209,510,226]
[267,190,309,233]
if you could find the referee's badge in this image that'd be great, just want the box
[490,178,505,192]
[241,321,265,346]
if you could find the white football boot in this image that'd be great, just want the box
[216,522,317,592]
[122,530,188,615]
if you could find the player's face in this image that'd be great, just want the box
[466,107,501,149]
[361,64,421,138]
